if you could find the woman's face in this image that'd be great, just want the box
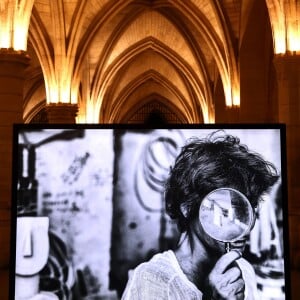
[192,213,252,256]
[194,188,257,255]
[193,216,228,256]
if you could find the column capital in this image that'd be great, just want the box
[274,52,300,60]
[45,103,78,124]
[0,48,30,63]
[225,105,240,123]
[273,53,300,80]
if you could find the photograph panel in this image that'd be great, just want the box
[10,125,289,300]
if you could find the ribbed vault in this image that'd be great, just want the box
[23,0,271,124]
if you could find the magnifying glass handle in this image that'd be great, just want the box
[225,242,231,252]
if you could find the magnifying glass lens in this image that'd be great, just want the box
[199,188,254,244]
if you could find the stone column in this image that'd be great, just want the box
[226,105,240,123]
[45,103,78,123]
[273,54,300,271]
[0,49,30,297]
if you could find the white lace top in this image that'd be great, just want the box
[121,250,258,300]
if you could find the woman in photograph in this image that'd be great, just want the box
[122,132,279,300]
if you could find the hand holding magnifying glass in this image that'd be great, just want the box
[199,188,255,253]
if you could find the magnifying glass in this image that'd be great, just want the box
[199,188,255,252]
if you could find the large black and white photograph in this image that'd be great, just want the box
[11,125,288,300]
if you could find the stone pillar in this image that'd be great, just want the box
[226,105,240,123]
[273,54,300,271]
[0,49,30,298]
[45,103,78,123]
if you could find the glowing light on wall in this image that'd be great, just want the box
[274,22,300,54]
[76,108,95,124]
[207,110,215,124]
[71,87,78,105]
[46,83,72,104]
[232,93,240,106]
[223,83,240,107]
[267,0,300,54]
[75,95,96,123]
[86,102,98,123]
[0,0,34,51]
[273,29,287,54]
[60,84,71,104]
[76,114,85,123]
[47,83,59,104]
[200,102,210,123]
[271,10,286,54]
[286,0,300,52]
[224,86,232,107]
[287,26,300,52]
[45,74,74,104]
[0,1,13,49]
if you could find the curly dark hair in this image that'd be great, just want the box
[165,131,279,232]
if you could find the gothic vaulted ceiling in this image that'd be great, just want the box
[24,0,260,123]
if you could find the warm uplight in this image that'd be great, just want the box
[0,31,10,49]
[76,114,85,123]
[274,37,286,55]
[71,88,78,105]
[45,78,74,104]
[61,87,71,104]
[14,27,28,51]
[224,86,232,107]
[0,0,34,51]
[287,27,300,52]
[232,88,240,106]
[46,86,71,104]
[201,103,210,123]
[76,109,96,123]
[87,102,99,123]
[274,27,300,54]
[13,16,30,51]
[47,84,59,104]
[0,1,12,49]
[224,84,240,107]
[272,21,287,54]
[207,110,215,124]
[268,1,300,55]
